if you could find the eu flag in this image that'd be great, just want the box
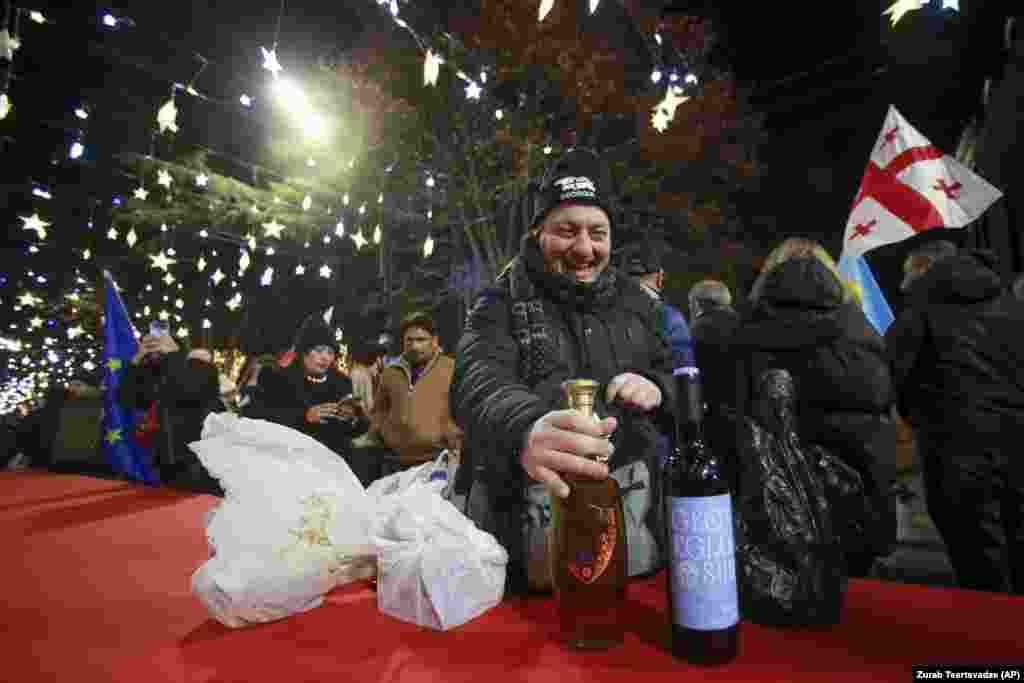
[101,270,158,483]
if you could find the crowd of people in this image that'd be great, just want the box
[4,148,1023,598]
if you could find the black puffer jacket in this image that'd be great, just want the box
[886,250,1024,454]
[451,237,678,595]
[733,257,897,558]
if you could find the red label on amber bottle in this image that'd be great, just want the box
[567,506,617,585]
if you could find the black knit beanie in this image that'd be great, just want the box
[294,309,339,355]
[531,148,616,230]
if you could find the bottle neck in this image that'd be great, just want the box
[674,366,704,445]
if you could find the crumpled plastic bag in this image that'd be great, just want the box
[365,451,460,504]
[189,413,376,628]
[373,482,507,631]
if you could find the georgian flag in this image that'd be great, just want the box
[842,106,1002,259]
[838,106,1003,333]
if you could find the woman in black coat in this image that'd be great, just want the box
[733,238,898,576]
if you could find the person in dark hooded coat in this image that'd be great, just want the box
[733,238,898,577]
[887,241,1024,594]
[246,309,369,466]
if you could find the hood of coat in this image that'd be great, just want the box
[737,257,879,352]
[905,250,1003,306]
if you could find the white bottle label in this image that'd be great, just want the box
[668,494,739,630]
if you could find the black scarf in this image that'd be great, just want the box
[498,235,619,384]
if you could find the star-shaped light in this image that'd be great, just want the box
[261,46,283,77]
[211,268,225,285]
[319,264,332,279]
[262,220,285,239]
[29,317,43,330]
[163,272,175,286]
[883,0,924,26]
[20,213,50,240]
[351,229,368,250]
[1,29,22,61]
[195,173,209,187]
[67,325,85,340]
[226,293,242,311]
[652,86,690,133]
[424,49,443,86]
[107,226,119,240]
[538,0,555,21]
[302,194,312,211]
[133,186,149,201]
[125,227,138,247]
[157,169,173,188]
[295,264,306,275]
[18,292,42,307]
[158,309,170,321]
[149,250,176,271]
[157,98,178,133]
[197,255,207,272]
[465,81,482,100]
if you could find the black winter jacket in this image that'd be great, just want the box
[245,364,368,459]
[886,250,1024,455]
[119,352,221,492]
[734,257,898,557]
[451,238,678,595]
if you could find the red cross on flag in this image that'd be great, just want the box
[840,105,1003,261]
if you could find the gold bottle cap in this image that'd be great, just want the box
[564,379,610,464]
[564,378,599,418]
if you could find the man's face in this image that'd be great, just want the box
[303,346,336,376]
[538,204,611,283]
[403,326,437,366]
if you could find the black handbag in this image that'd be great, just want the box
[733,365,867,628]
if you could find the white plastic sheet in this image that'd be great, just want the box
[374,484,508,631]
[189,413,376,628]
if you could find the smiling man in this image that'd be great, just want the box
[451,148,678,595]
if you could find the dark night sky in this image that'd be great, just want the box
[0,0,990,347]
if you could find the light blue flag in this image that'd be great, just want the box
[100,271,159,484]
[838,253,895,335]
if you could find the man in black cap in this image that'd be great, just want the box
[620,239,694,370]
[249,308,368,466]
[451,148,677,595]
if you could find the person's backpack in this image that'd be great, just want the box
[734,367,867,627]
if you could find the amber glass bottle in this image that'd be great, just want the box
[550,379,628,650]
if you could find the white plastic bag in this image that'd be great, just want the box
[374,484,507,631]
[189,413,376,628]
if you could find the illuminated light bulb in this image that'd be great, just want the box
[240,94,252,107]
[495,109,503,120]
[651,69,663,84]
[202,319,212,329]
[69,142,85,159]
[335,221,345,237]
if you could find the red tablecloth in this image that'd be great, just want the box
[4,471,1021,682]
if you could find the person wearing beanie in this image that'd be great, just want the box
[451,148,678,595]
[620,239,694,369]
[247,308,369,468]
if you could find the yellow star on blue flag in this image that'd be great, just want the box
[101,270,158,484]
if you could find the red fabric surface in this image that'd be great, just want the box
[3,471,1022,683]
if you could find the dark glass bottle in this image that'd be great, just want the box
[550,379,628,650]
[664,366,739,665]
